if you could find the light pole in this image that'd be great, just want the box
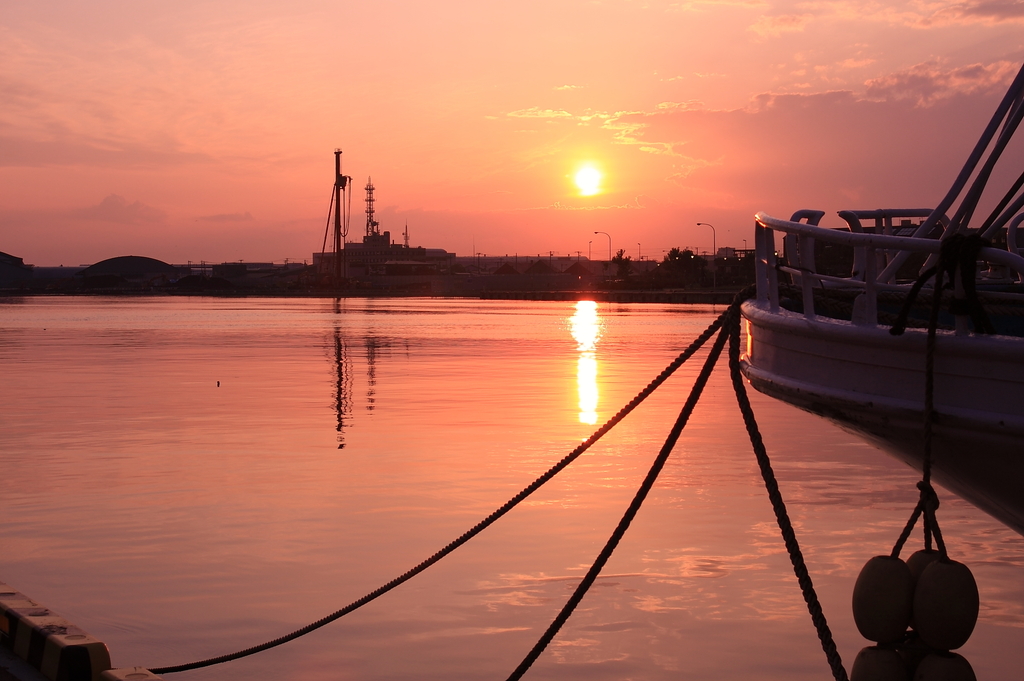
[697,222,716,290]
[637,242,641,260]
[588,240,592,260]
[594,231,611,260]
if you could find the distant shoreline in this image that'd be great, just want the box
[0,289,740,304]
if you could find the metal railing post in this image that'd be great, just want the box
[766,228,780,313]
[799,234,816,319]
[864,246,878,326]
[755,220,768,302]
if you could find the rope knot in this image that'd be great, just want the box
[889,232,994,336]
[916,480,940,512]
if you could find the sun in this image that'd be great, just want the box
[575,166,602,196]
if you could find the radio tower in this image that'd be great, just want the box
[365,177,380,237]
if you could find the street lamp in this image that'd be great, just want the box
[697,222,716,290]
[588,240,592,260]
[594,231,611,260]
[637,242,641,260]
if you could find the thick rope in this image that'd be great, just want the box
[506,291,847,681]
[505,315,732,681]
[888,265,941,337]
[890,498,925,558]
[726,306,849,681]
[891,481,941,558]
[921,266,950,557]
[155,292,849,680]
[151,310,729,674]
[890,234,993,337]
[888,236,997,561]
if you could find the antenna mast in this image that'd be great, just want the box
[365,177,380,237]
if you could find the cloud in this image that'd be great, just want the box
[921,0,1024,25]
[800,0,1024,27]
[748,89,859,111]
[664,157,720,180]
[554,85,583,91]
[504,107,616,132]
[600,116,653,146]
[489,59,1017,212]
[661,73,724,82]
[598,102,704,155]
[864,60,1019,106]
[655,101,705,111]
[590,79,1011,215]
[837,58,876,69]
[669,0,768,8]
[542,201,640,211]
[749,14,813,36]
[0,134,212,169]
[198,211,254,222]
[70,195,167,224]
[506,107,574,118]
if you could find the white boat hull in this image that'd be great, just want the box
[741,299,1024,534]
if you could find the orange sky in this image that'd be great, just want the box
[2,1,1023,265]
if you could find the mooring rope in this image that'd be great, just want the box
[725,306,849,681]
[505,313,732,681]
[889,233,994,337]
[505,291,847,681]
[150,310,729,674]
[153,292,848,680]
[888,234,993,561]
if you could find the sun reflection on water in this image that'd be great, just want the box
[569,300,602,425]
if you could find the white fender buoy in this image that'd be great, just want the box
[851,646,908,681]
[913,652,976,681]
[906,549,940,628]
[853,556,914,643]
[913,559,979,650]
[906,549,941,582]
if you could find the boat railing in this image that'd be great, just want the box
[835,209,946,282]
[754,211,1024,329]
[1009,214,1024,258]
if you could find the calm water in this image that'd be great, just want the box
[1,296,1022,680]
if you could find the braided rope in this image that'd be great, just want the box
[151,310,729,674]
[888,236,997,561]
[154,292,850,680]
[505,315,733,681]
[506,291,848,681]
[726,306,849,681]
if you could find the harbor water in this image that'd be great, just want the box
[1,296,1022,680]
